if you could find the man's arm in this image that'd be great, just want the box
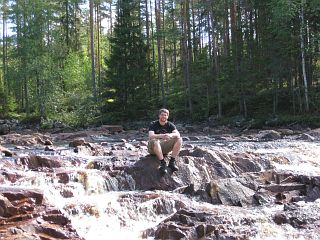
[169,129,180,138]
[148,129,180,140]
[148,130,163,140]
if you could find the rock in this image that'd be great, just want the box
[0,145,14,156]
[273,212,288,224]
[69,138,86,147]
[0,123,10,135]
[278,128,294,135]
[306,128,320,138]
[296,133,315,141]
[258,130,281,140]
[0,195,18,217]
[18,155,63,170]
[155,224,187,239]
[147,207,258,240]
[1,133,53,145]
[205,178,256,206]
[101,125,123,133]
[0,187,81,239]
[231,152,262,173]
[0,187,44,204]
[44,145,56,151]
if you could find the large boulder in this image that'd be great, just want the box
[0,187,81,239]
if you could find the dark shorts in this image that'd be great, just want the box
[147,137,179,155]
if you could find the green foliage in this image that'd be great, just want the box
[104,0,149,120]
[1,0,319,128]
[46,90,98,127]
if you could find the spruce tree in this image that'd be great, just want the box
[105,0,148,120]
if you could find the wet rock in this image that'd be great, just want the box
[69,138,86,147]
[0,144,14,156]
[205,178,256,206]
[258,130,281,140]
[272,201,320,232]
[0,133,53,145]
[0,187,81,239]
[148,207,257,240]
[60,189,74,198]
[155,224,187,239]
[231,152,262,173]
[73,142,105,156]
[273,212,288,224]
[44,139,53,145]
[100,124,123,133]
[42,213,70,225]
[0,195,18,217]
[0,169,23,183]
[1,188,44,204]
[54,132,89,141]
[2,127,320,239]
[278,128,294,135]
[56,171,72,184]
[86,160,112,171]
[305,185,320,202]
[19,155,63,170]
[296,133,315,141]
[44,145,56,151]
[306,128,320,138]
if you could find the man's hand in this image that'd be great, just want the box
[162,133,171,140]
[148,130,180,140]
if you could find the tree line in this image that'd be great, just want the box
[0,0,319,127]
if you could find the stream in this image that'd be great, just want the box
[1,129,320,240]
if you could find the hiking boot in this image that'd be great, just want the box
[159,160,167,175]
[168,158,179,172]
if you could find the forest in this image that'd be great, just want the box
[0,0,320,128]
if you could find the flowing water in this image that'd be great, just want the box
[2,137,320,240]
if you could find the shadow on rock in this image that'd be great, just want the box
[126,155,182,191]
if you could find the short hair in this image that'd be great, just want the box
[159,108,169,115]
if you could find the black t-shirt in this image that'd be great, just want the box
[148,120,177,134]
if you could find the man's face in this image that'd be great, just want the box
[159,112,169,123]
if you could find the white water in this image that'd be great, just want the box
[3,139,320,239]
[225,139,320,176]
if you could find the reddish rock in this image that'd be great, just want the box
[0,187,81,239]
[19,155,63,170]
[0,145,14,156]
[69,138,86,147]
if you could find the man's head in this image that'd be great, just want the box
[158,108,169,124]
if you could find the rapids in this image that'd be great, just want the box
[1,128,320,239]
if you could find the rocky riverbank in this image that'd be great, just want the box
[1,125,320,239]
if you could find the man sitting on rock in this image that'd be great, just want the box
[148,108,182,175]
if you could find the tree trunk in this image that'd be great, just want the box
[300,0,309,112]
[89,0,97,101]
[64,0,69,48]
[209,3,222,118]
[150,0,157,92]
[162,0,168,95]
[181,0,192,117]
[95,4,101,101]
[2,0,8,102]
[224,0,230,57]
[145,0,152,97]
[155,0,165,106]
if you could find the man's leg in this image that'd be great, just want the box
[166,137,182,172]
[171,137,182,158]
[148,140,167,174]
[152,140,164,160]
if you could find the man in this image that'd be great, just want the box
[148,108,182,174]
